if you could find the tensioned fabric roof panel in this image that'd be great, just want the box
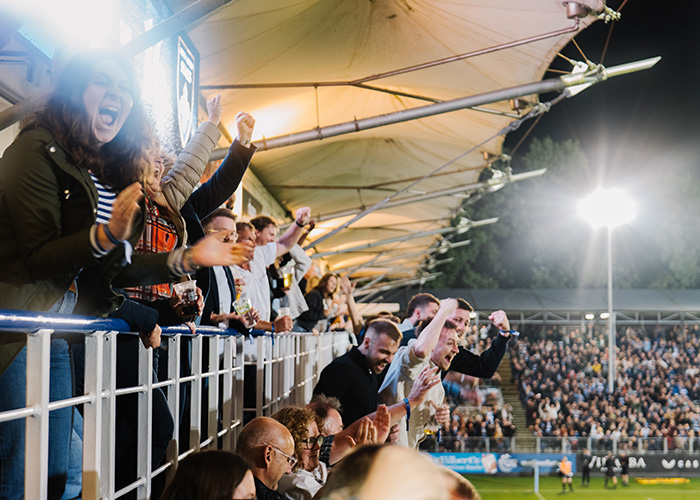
[172,0,603,277]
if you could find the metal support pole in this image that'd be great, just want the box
[607,225,615,394]
[210,57,660,159]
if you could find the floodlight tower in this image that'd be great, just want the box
[578,188,636,394]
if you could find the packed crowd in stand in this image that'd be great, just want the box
[511,324,700,451]
[11,46,699,500]
[0,49,519,500]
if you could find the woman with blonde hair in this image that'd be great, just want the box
[272,406,327,500]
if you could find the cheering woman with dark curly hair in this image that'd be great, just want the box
[0,49,249,500]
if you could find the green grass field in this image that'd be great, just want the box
[465,475,700,500]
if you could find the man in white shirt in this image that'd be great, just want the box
[234,207,311,332]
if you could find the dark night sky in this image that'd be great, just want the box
[495,1,700,288]
[506,1,700,180]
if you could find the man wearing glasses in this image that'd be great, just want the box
[200,208,258,330]
[236,417,297,500]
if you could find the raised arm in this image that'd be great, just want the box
[340,276,363,334]
[412,298,458,359]
[288,244,312,282]
[160,95,223,212]
[275,207,311,257]
[185,111,256,217]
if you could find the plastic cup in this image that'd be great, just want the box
[279,307,291,318]
[233,297,256,328]
[173,280,198,319]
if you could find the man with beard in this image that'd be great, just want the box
[313,319,402,426]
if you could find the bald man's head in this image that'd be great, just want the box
[236,416,296,490]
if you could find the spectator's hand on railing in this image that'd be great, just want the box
[206,94,222,126]
[273,315,293,333]
[140,324,161,349]
[430,400,451,426]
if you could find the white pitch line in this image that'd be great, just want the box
[535,492,547,500]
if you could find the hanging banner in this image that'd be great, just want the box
[579,453,700,476]
[427,453,575,475]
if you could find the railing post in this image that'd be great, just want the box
[207,335,219,447]
[25,328,52,500]
[164,333,181,487]
[103,330,117,497]
[233,336,244,441]
[222,334,234,451]
[256,336,264,417]
[536,436,541,453]
[82,331,104,500]
[136,338,154,499]
[190,334,203,451]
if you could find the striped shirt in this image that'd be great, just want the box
[90,173,116,224]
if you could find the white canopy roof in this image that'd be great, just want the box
[174,0,604,280]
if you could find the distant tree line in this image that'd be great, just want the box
[433,137,700,289]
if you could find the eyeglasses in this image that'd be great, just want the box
[300,435,324,449]
[206,228,238,243]
[265,443,297,468]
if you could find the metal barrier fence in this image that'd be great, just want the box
[423,435,700,455]
[0,309,350,500]
[421,435,517,453]
[537,435,700,454]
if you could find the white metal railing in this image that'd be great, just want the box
[0,309,351,500]
[535,435,700,454]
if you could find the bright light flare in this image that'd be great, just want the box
[577,188,636,230]
[232,103,299,142]
[16,0,120,50]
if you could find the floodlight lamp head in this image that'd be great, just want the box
[578,188,636,229]
[563,1,590,19]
